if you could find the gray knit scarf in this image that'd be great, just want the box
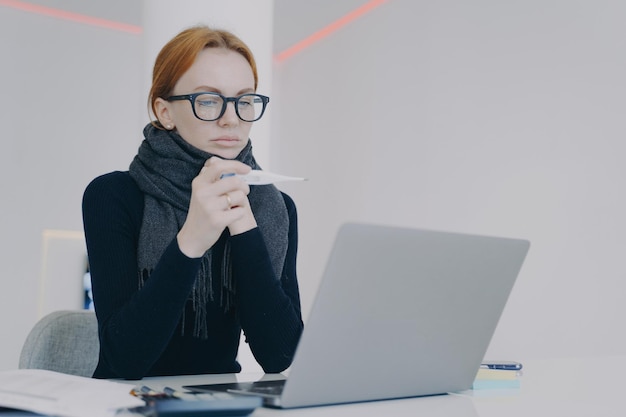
[129,124,288,338]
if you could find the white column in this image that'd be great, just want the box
[142,0,275,168]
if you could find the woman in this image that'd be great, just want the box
[82,25,303,379]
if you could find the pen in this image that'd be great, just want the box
[163,386,183,398]
[140,386,158,396]
[130,385,170,399]
[480,361,523,371]
[163,386,207,401]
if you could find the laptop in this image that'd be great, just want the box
[185,222,530,408]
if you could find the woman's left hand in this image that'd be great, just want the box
[177,157,257,258]
[202,157,257,236]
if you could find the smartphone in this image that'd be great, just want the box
[481,361,523,371]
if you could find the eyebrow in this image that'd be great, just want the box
[193,86,255,95]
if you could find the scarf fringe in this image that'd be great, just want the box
[191,253,211,338]
[220,241,234,312]
[139,248,237,339]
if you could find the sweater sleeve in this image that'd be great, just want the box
[231,193,304,373]
[82,172,201,379]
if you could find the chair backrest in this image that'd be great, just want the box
[19,310,99,377]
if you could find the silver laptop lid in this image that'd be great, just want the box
[280,223,529,408]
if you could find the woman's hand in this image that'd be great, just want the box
[177,157,258,258]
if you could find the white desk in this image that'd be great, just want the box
[133,356,625,416]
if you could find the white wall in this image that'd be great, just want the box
[272,0,626,360]
[0,1,143,370]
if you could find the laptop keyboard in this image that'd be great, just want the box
[184,379,287,398]
[245,381,285,396]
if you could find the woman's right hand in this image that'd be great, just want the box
[176,157,252,258]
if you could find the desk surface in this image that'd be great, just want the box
[130,356,624,417]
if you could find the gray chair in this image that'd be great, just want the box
[19,310,99,377]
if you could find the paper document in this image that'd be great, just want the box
[0,369,144,417]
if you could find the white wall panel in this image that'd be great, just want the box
[273,0,626,360]
[0,1,143,370]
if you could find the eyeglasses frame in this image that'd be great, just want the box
[165,92,270,122]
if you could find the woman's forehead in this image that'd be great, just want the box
[175,48,255,94]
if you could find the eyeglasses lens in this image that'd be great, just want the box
[193,93,264,122]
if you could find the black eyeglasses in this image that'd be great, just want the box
[166,92,270,122]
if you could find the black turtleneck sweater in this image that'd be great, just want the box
[82,171,303,380]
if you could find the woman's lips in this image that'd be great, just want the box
[212,137,239,145]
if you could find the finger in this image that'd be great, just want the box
[203,156,222,167]
[194,167,244,193]
[203,157,252,180]
[222,190,249,210]
[223,193,233,210]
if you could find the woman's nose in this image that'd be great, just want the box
[218,101,239,126]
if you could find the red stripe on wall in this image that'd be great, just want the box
[0,0,142,34]
[275,0,389,63]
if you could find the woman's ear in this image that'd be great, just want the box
[154,97,175,129]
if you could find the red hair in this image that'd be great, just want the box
[149,25,258,127]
